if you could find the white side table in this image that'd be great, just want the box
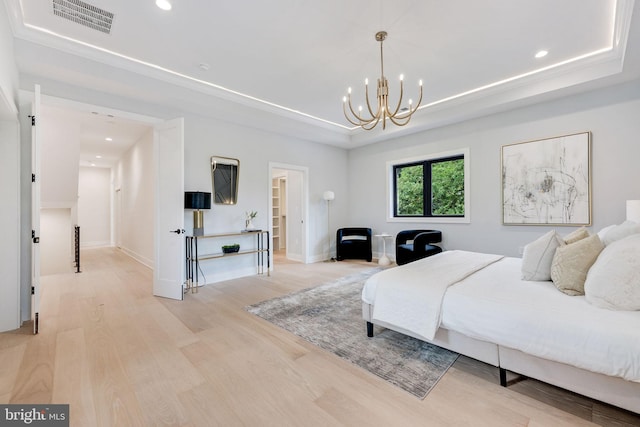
[374,233,393,266]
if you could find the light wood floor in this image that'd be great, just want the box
[1,248,639,426]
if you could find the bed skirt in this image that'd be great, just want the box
[363,302,640,414]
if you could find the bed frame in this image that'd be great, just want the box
[363,302,640,414]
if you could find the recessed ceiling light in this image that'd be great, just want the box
[105,137,113,141]
[90,163,96,167]
[156,0,172,11]
[535,50,548,59]
[96,155,102,158]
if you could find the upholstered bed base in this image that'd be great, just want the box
[362,302,640,414]
[362,302,499,366]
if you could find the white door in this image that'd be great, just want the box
[154,118,185,300]
[31,85,41,334]
[286,170,304,262]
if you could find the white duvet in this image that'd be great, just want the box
[367,250,504,341]
[363,254,640,382]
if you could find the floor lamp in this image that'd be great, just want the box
[323,190,335,261]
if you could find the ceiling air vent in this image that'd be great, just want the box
[52,0,114,34]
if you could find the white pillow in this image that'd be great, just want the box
[585,234,640,310]
[602,221,640,246]
[521,230,564,281]
[597,224,616,242]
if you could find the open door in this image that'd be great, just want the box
[153,118,185,300]
[286,170,304,262]
[269,163,309,264]
[31,84,41,334]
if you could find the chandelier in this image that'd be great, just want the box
[343,31,423,130]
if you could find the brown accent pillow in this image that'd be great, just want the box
[550,234,604,295]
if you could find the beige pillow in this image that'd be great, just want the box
[521,230,564,281]
[550,234,604,295]
[563,227,589,244]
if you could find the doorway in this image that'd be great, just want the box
[269,163,309,265]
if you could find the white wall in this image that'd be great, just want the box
[40,106,80,208]
[0,120,20,331]
[40,208,72,275]
[114,128,154,267]
[78,166,111,247]
[183,114,349,282]
[0,3,18,118]
[0,4,21,332]
[348,80,640,259]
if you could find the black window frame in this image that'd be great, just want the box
[393,154,465,218]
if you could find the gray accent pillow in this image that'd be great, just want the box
[521,230,564,281]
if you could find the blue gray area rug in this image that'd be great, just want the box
[246,269,459,399]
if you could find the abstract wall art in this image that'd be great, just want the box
[502,132,591,225]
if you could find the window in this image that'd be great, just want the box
[388,149,470,223]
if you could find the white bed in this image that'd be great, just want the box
[362,249,640,413]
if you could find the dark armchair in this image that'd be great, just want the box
[336,228,372,262]
[395,229,442,265]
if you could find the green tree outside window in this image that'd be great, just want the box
[394,156,465,217]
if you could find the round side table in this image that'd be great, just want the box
[374,233,393,266]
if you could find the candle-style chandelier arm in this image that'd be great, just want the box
[343,93,380,127]
[342,30,423,131]
[365,80,378,118]
[388,84,423,126]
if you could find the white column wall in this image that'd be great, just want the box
[0,120,20,331]
[0,3,21,331]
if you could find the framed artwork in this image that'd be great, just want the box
[502,132,591,225]
[211,156,240,205]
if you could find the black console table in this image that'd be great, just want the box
[185,230,270,293]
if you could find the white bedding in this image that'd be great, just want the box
[367,250,504,341]
[363,255,640,382]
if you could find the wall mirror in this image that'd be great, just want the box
[210,156,240,204]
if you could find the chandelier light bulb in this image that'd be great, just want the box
[365,78,369,85]
[348,87,352,94]
[156,0,172,11]
[400,74,404,81]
